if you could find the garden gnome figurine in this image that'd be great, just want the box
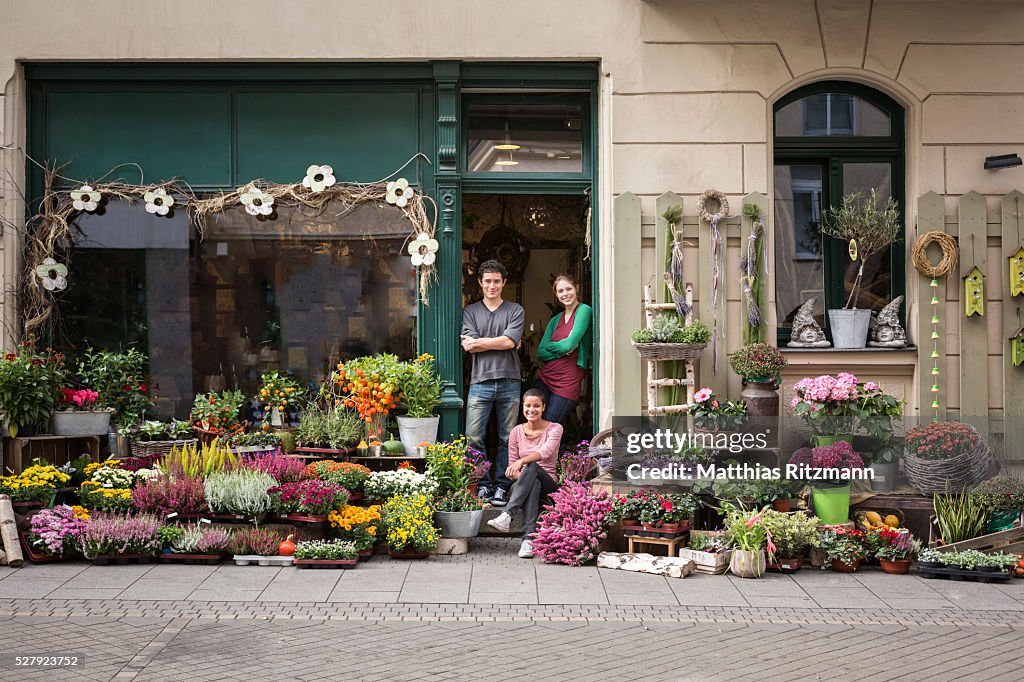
[869,296,907,348]
[787,298,830,347]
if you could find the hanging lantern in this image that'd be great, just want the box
[964,267,985,317]
[1011,247,1024,298]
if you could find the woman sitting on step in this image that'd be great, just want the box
[486,388,563,558]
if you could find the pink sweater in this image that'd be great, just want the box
[508,422,564,480]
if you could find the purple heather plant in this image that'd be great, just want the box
[531,481,614,566]
[131,472,208,516]
[268,479,349,516]
[238,452,305,483]
[79,513,162,558]
[557,440,595,483]
[28,505,89,556]
[196,527,232,554]
[228,527,287,556]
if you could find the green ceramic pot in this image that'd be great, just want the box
[811,485,852,525]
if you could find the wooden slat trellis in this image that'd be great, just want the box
[916,192,946,419]
[958,192,989,442]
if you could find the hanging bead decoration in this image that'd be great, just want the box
[929,278,942,417]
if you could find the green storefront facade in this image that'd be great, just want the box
[26,62,600,437]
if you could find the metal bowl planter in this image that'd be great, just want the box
[50,410,112,436]
[434,509,484,538]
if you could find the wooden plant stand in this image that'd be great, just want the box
[624,526,690,557]
[3,435,100,475]
[641,284,696,417]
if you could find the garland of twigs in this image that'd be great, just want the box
[697,189,730,374]
[22,165,438,336]
[911,231,958,278]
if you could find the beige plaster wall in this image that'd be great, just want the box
[1,0,1022,426]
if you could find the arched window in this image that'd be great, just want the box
[773,81,905,343]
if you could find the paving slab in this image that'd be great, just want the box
[399,580,470,603]
[604,591,681,606]
[467,591,540,604]
[258,566,343,602]
[73,564,157,589]
[0,578,72,599]
[804,587,889,609]
[667,575,750,607]
[471,565,536,593]
[44,587,126,600]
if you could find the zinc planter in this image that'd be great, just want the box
[396,416,440,457]
[729,549,766,579]
[811,485,851,525]
[51,410,112,436]
[868,461,899,493]
[828,309,872,349]
[435,509,484,538]
[740,378,780,417]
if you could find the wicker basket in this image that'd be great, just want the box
[631,341,706,361]
[129,438,198,459]
[901,436,991,495]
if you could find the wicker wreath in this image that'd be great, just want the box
[911,231,959,278]
[696,189,729,224]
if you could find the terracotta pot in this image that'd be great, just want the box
[830,558,861,573]
[661,522,680,532]
[387,546,432,559]
[620,518,639,528]
[771,499,792,513]
[768,557,803,573]
[740,378,779,417]
[879,558,911,575]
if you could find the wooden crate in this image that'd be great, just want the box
[929,520,1024,554]
[3,435,100,475]
[678,548,731,574]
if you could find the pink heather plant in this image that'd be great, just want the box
[131,473,208,516]
[239,452,305,483]
[531,481,613,566]
[79,513,162,558]
[28,505,89,556]
[788,440,865,476]
[197,527,232,554]
[228,527,287,556]
[268,479,349,516]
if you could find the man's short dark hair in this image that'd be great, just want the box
[477,259,508,281]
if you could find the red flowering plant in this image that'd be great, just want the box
[905,421,981,461]
[787,440,866,482]
[819,526,867,564]
[871,527,919,561]
[58,388,102,411]
[691,387,747,431]
[638,492,699,527]
[268,479,350,516]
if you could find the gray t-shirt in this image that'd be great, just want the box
[462,300,525,383]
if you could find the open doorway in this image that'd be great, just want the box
[461,193,593,446]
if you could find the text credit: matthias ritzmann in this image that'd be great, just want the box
[626,462,875,482]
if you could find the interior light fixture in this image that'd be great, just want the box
[984,153,1021,170]
[494,121,520,151]
[495,149,519,166]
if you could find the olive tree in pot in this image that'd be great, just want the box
[820,189,901,348]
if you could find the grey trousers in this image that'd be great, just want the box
[505,462,559,538]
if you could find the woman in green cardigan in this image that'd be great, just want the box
[535,273,593,426]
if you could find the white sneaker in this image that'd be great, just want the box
[487,512,512,533]
[518,540,534,558]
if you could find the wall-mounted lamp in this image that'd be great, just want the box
[984,153,1022,170]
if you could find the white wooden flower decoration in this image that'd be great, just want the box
[302,164,336,193]
[35,258,68,292]
[240,186,275,216]
[70,185,101,212]
[407,232,439,267]
[144,188,175,216]
[386,178,415,208]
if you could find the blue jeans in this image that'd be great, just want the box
[534,380,578,427]
[465,378,521,492]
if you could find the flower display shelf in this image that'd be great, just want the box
[164,514,207,525]
[275,513,328,527]
[914,564,1012,583]
[293,447,353,460]
[622,523,690,539]
[232,555,295,567]
[623,525,690,556]
[89,554,156,566]
[18,532,70,564]
[387,547,431,560]
[208,513,258,524]
[678,547,731,575]
[159,552,228,565]
[767,557,804,573]
[294,558,358,569]
[231,445,280,456]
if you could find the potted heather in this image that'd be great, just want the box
[819,189,901,348]
[228,527,290,565]
[788,440,866,525]
[51,387,114,436]
[531,481,613,566]
[729,343,788,417]
[293,539,359,568]
[203,469,275,519]
[267,479,349,523]
[131,468,208,519]
[79,513,162,563]
[159,524,232,563]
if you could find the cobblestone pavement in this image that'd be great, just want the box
[1,539,1022,681]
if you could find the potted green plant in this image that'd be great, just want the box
[762,509,819,572]
[857,385,904,493]
[125,419,197,460]
[729,343,788,417]
[396,354,443,456]
[691,388,747,432]
[0,342,66,436]
[974,475,1024,532]
[295,405,364,454]
[190,390,247,440]
[933,484,990,544]
[721,502,769,578]
[819,526,867,572]
[76,347,154,431]
[819,189,901,348]
[255,371,306,427]
[433,490,485,539]
[293,539,359,569]
[873,527,920,574]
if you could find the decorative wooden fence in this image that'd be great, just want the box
[612,189,1022,462]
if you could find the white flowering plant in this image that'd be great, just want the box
[363,468,438,501]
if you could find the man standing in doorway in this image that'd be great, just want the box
[462,259,525,507]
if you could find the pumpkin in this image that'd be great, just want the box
[279,534,296,556]
[864,511,882,525]
[884,515,901,528]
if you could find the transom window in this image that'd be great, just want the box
[773,82,905,343]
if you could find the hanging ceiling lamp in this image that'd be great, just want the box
[494,119,520,166]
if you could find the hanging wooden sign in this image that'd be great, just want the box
[1010,247,1024,298]
[1011,326,1024,367]
[964,267,985,317]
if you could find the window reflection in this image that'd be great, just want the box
[467,104,583,173]
[774,164,825,334]
[775,93,891,137]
